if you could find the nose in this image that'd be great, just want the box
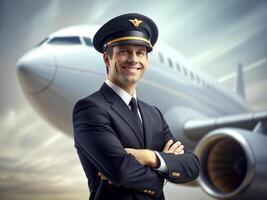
[127,51,138,63]
[16,48,56,94]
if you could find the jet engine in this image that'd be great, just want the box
[194,128,267,199]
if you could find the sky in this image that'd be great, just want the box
[0,0,267,199]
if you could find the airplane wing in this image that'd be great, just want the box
[184,110,267,140]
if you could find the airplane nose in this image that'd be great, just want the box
[16,48,56,94]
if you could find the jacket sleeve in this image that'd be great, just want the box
[73,99,164,198]
[154,107,200,183]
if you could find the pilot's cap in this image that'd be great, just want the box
[93,13,158,53]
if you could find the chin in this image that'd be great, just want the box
[123,78,138,85]
[122,75,138,81]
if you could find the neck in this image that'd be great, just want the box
[123,85,136,96]
[108,79,136,96]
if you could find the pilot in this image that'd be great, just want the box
[73,13,200,200]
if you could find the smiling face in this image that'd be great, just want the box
[103,44,148,95]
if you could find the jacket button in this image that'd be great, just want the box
[172,172,180,177]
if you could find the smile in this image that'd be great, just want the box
[122,66,141,71]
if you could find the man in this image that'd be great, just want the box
[73,13,200,200]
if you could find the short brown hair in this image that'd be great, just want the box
[104,47,113,74]
[105,46,113,58]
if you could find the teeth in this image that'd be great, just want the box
[123,67,140,70]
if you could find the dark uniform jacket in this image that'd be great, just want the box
[73,83,200,200]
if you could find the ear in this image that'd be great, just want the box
[103,53,110,67]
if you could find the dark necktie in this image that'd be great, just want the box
[129,98,143,133]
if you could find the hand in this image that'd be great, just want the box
[125,148,160,168]
[125,148,148,166]
[98,172,112,184]
[163,140,184,155]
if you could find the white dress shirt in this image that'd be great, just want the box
[105,79,167,173]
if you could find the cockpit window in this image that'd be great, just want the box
[83,37,93,46]
[36,37,48,46]
[48,37,81,45]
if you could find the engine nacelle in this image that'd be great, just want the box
[195,128,267,199]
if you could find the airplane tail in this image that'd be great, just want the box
[234,63,246,100]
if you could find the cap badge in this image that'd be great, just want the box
[129,18,143,28]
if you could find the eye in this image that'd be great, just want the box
[118,49,127,54]
[137,50,146,56]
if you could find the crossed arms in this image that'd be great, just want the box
[73,99,200,198]
[99,139,185,182]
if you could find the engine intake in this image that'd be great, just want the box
[195,128,267,199]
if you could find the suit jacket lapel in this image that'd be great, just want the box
[100,83,144,148]
[138,101,153,149]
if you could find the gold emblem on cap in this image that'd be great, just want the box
[129,18,143,28]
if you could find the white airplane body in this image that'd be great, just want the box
[17,25,267,199]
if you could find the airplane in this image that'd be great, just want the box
[16,25,267,200]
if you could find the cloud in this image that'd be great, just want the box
[218,57,267,83]
[191,3,267,67]
[0,107,88,200]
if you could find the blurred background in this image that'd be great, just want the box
[0,0,266,199]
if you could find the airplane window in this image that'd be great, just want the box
[83,37,92,46]
[190,71,194,80]
[158,52,164,63]
[183,67,188,76]
[167,58,173,68]
[48,37,81,45]
[176,62,181,71]
[36,37,48,46]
